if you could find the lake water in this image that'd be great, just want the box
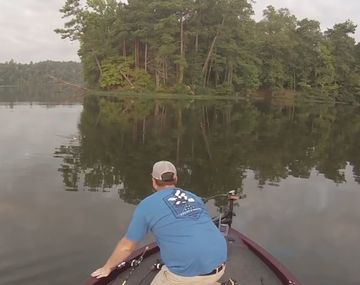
[0,98,359,285]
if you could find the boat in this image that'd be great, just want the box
[82,191,301,285]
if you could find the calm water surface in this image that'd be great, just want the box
[0,99,359,285]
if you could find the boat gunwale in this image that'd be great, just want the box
[83,229,301,285]
[82,243,159,285]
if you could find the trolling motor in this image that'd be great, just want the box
[227,190,247,226]
[210,189,246,236]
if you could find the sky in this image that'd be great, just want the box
[0,0,80,63]
[0,0,359,63]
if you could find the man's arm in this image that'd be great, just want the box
[91,237,138,279]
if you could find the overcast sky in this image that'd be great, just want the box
[0,0,359,63]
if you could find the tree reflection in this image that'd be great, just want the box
[54,96,360,203]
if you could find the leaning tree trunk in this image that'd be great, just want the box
[202,18,224,81]
[93,52,103,79]
[204,58,214,87]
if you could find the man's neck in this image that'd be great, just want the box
[156,185,176,191]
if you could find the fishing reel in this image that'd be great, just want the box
[130,257,143,268]
[151,259,164,271]
[129,246,149,268]
[219,189,247,235]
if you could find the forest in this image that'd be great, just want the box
[56,0,360,102]
[0,60,83,87]
[0,60,83,101]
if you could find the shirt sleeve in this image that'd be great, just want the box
[125,203,149,242]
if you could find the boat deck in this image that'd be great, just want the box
[106,237,282,285]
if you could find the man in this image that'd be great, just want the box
[91,161,235,285]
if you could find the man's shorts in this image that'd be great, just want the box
[150,265,225,285]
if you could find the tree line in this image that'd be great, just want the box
[0,60,83,87]
[0,60,83,101]
[56,0,360,102]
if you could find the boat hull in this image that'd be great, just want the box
[83,228,300,285]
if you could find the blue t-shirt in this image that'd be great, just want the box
[125,187,227,277]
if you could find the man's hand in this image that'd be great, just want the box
[91,266,112,279]
[90,237,137,279]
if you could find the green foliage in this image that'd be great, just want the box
[325,21,358,101]
[99,57,154,90]
[257,6,298,90]
[55,0,360,102]
[100,58,132,89]
[315,43,337,95]
[132,69,154,90]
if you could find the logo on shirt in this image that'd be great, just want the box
[164,189,203,219]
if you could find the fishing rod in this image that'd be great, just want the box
[120,246,150,285]
[203,189,246,203]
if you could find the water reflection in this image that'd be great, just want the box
[54,96,360,203]
[0,83,82,103]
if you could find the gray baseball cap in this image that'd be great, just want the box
[151,161,177,181]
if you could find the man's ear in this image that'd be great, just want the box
[152,178,157,190]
